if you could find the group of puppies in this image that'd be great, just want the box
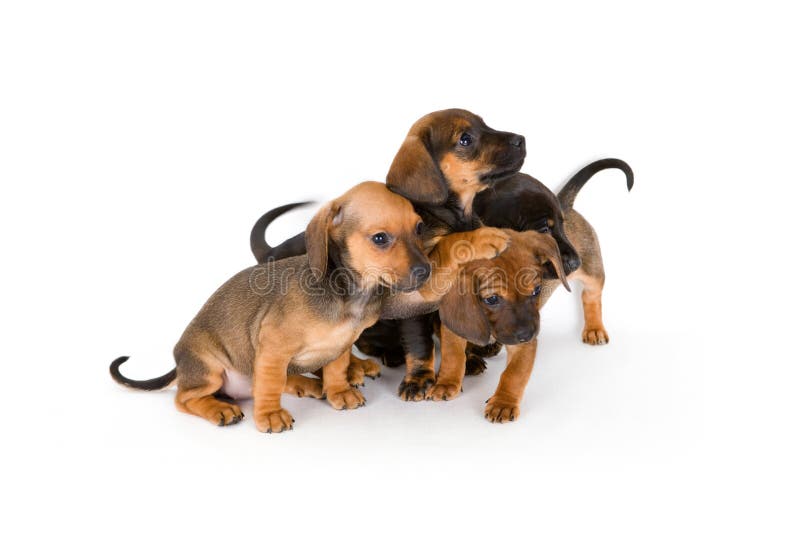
[110,109,633,432]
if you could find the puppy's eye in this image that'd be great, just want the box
[415,221,424,236]
[482,294,501,306]
[531,286,542,298]
[459,133,473,147]
[371,232,390,246]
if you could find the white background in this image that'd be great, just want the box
[1,1,797,532]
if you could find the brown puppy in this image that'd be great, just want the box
[474,159,634,347]
[110,181,510,432]
[249,109,526,401]
[428,231,569,424]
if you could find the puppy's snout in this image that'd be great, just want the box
[509,135,525,149]
[515,327,534,343]
[410,263,431,284]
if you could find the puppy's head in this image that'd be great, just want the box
[474,174,581,277]
[439,231,569,346]
[305,181,430,292]
[386,109,526,209]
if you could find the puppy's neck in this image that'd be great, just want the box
[418,194,483,234]
[325,241,383,303]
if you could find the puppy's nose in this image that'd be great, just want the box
[411,263,431,284]
[509,135,525,149]
[515,328,534,343]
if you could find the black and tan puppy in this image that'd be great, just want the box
[109,181,510,432]
[249,109,526,400]
[429,231,570,423]
[474,159,633,349]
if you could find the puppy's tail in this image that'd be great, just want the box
[249,202,312,263]
[557,159,634,209]
[109,356,177,391]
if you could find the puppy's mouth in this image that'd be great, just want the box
[479,157,525,184]
[391,278,427,293]
[379,273,425,293]
[496,324,539,345]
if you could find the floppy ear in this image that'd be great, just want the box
[438,268,492,345]
[305,201,342,281]
[386,131,448,205]
[526,232,571,292]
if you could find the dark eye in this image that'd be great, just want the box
[482,294,500,306]
[531,286,542,298]
[415,221,424,236]
[459,133,473,146]
[371,232,390,246]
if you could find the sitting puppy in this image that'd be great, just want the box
[109,182,509,432]
[428,231,569,424]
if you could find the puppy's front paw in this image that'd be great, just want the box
[254,408,294,433]
[327,387,366,410]
[484,397,520,423]
[398,371,435,401]
[426,381,461,401]
[582,327,609,345]
[470,227,510,260]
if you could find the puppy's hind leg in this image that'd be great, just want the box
[573,269,609,345]
[174,346,244,426]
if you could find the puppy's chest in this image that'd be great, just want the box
[288,299,380,373]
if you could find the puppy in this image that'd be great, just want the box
[249,109,526,400]
[474,159,634,348]
[427,231,569,421]
[110,181,509,432]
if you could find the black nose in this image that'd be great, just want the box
[411,263,431,284]
[509,135,525,149]
[515,328,534,343]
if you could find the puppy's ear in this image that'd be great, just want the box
[525,232,571,292]
[438,268,492,345]
[386,131,448,205]
[305,201,343,281]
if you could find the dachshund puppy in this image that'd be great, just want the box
[428,231,570,424]
[474,159,633,349]
[249,109,526,400]
[110,181,510,432]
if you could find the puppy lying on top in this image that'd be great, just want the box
[110,182,509,433]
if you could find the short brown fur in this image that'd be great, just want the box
[111,182,510,431]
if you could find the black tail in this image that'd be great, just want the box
[109,356,177,391]
[557,158,634,209]
[249,202,313,263]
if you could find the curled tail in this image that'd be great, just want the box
[109,356,177,391]
[557,158,634,209]
[249,202,312,263]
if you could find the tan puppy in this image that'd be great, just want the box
[110,181,509,432]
